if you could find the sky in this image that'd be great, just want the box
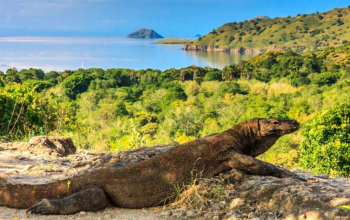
[0,0,349,38]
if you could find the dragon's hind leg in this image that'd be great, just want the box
[27,186,109,215]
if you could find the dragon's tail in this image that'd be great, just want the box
[0,179,82,208]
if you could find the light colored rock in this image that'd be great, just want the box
[229,198,244,210]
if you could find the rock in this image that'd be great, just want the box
[78,211,86,216]
[28,136,76,156]
[229,198,244,210]
[159,210,172,217]
[250,16,270,21]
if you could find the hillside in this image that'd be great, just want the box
[154,38,192,44]
[184,6,350,53]
[126,28,163,39]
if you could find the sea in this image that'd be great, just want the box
[0,37,256,72]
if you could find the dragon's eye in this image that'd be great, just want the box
[271,120,279,125]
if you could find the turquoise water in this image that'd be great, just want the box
[0,37,255,72]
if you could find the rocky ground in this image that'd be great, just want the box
[1,136,350,220]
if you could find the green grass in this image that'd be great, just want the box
[155,38,193,44]
[340,205,350,210]
[187,6,350,52]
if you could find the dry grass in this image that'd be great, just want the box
[170,172,225,210]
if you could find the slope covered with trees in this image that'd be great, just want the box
[185,6,350,52]
[1,44,350,175]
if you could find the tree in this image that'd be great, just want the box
[44,71,60,84]
[162,85,187,108]
[61,72,92,99]
[312,72,339,86]
[204,71,222,81]
[299,103,350,177]
[179,68,188,82]
[18,68,45,82]
[23,80,54,92]
[5,68,21,83]
[222,64,240,80]
[217,81,246,97]
[0,71,5,87]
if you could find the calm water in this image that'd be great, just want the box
[0,37,255,72]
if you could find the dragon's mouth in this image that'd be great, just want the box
[280,125,300,134]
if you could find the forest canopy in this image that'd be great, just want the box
[1,44,350,175]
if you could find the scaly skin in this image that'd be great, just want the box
[0,118,304,215]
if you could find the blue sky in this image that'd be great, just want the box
[1,0,349,38]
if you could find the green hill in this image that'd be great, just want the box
[154,38,192,44]
[184,6,350,53]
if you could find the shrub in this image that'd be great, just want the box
[23,80,54,93]
[312,72,339,86]
[299,103,350,177]
[0,84,55,139]
[204,71,223,81]
[291,77,310,87]
[61,72,92,99]
[162,86,187,108]
[217,81,246,97]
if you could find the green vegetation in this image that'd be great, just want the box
[187,6,350,52]
[1,43,350,176]
[155,38,193,44]
[340,205,350,210]
[300,103,350,177]
[0,83,74,140]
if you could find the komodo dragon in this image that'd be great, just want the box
[0,118,305,215]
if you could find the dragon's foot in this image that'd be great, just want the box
[27,199,60,215]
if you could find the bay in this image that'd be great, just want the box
[0,37,255,72]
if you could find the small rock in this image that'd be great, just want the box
[229,198,244,210]
[78,211,86,216]
[159,210,172,217]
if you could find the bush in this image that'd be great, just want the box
[204,71,223,81]
[0,84,54,139]
[291,77,310,87]
[217,81,246,97]
[299,103,350,177]
[23,80,54,93]
[61,72,92,99]
[312,72,339,86]
[162,86,187,108]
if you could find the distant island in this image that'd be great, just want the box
[155,38,192,44]
[184,6,350,53]
[126,28,163,39]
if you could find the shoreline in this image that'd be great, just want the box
[183,44,309,54]
[182,44,262,54]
